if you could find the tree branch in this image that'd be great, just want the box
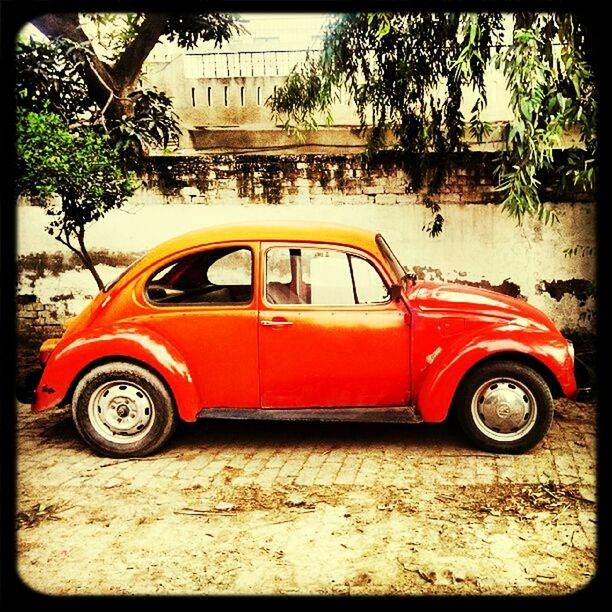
[76,226,105,290]
[31,13,125,119]
[55,229,80,255]
[31,13,86,42]
[111,14,169,89]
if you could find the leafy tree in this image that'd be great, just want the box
[16,13,242,289]
[269,13,596,233]
[16,110,136,290]
[29,13,242,139]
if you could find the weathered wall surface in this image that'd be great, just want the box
[16,295,64,376]
[17,152,597,366]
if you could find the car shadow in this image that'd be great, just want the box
[40,414,77,441]
[171,417,468,454]
[19,402,470,456]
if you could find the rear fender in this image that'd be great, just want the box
[31,323,200,422]
[416,323,575,422]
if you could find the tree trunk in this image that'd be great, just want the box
[76,230,105,291]
[56,227,105,292]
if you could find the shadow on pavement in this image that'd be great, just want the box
[171,417,468,454]
[21,402,473,456]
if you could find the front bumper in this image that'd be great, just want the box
[574,354,595,402]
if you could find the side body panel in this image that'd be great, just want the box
[133,310,259,410]
[32,240,262,421]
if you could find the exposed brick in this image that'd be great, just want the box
[384,185,410,195]
[374,194,398,205]
[440,193,462,204]
[335,194,372,205]
[362,186,385,195]
[463,192,498,204]
[339,184,365,196]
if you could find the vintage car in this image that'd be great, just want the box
[21,221,591,457]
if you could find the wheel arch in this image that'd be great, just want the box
[64,355,179,416]
[451,351,563,406]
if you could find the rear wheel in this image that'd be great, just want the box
[72,361,177,458]
[455,360,553,454]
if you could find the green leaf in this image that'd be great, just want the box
[519,98,532,121]
[469,20,477,45]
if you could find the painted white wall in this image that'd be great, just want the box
[17,199,596,333]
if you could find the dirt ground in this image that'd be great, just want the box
[15,397,597,596]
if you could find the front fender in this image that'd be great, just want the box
[31,322,200,422]
[416,323,576,422]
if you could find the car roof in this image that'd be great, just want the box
[112,221,385,290]
[141,220,381,263]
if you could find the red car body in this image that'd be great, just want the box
[27,221,584,456]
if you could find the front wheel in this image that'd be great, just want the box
[454,361,554,454]
[72,361,178,458]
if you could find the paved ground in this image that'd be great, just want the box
[15,398,597,595]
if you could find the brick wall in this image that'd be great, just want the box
[139,152,590,207]
[17,294,64,376]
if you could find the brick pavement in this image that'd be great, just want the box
[14,398,597,595]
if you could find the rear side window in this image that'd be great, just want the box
[147,246,252,305]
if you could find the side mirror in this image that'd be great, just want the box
[390,284,402,302]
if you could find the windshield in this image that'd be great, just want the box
[103,253,146,293]
[375,234,405,283]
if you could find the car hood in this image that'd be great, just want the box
[409,281,557,331]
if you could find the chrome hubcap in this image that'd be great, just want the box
[88,380,155,444]
[470,377,537,442]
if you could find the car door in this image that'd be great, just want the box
[138,242,260,409]
[258,242,411,409]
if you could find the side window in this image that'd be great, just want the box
[208,249,252,285]
[265,247,388,305]
[349,255,389,304]
[307,250,354,305]
[266,248,292,285]
[266,248,308,304]
[147,246,252,305]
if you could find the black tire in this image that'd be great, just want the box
[72,361,178,458]
[454,360,553,454]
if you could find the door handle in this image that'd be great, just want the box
[260,319,293,327]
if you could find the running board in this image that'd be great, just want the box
[196,406,423,424]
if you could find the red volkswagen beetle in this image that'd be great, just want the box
[23,222,590,457]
